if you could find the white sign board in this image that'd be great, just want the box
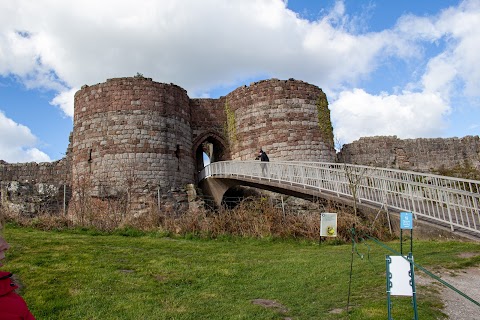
[388,256,413,296]
[320,213,337,237]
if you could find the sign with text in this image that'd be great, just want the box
[400,211,413,230]
[320,213,337,237]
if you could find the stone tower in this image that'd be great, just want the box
[223,79,335,161]
[71,77,195,212]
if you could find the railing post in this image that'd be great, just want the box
[408,184,417,219]
[381,179,389,210]
[301,166,306,188]
[472,193,479,230]
[63,184,66,216]
[443,190,455,231]
[288,165,293,185]
[334,167,340,197]
[357,169,362,204]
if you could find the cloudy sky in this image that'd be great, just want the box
[1,0,479,163]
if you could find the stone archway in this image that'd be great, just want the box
[192,132,229,173]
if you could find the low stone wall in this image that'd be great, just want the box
[0,181,69,217]
[0,159,71,216]
[338,135,480,175]
[0,159,70,184]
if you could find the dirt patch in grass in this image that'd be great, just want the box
[440,267,480,320]
[154,274,168,282]
[457,252,479,259]
[328,308,344,314]
[417,267,480,320]
[251,299,289,314]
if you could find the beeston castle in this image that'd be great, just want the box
[0,76,478,217]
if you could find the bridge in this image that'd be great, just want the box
[199,161,480,240]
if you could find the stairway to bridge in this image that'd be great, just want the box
[199,161,480,241]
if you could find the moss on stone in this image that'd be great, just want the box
[224,100,237,146]
[316,95,334,148]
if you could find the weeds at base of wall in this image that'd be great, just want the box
[2,197,394,243]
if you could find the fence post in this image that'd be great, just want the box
[63,184,66,216]
[408,184,417,219]
[443,190,455,231]
[301,166,306,188]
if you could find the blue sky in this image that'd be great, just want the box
[1,0,479,163]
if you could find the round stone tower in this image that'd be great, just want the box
[71,77,194,212]
[224,79,336,161]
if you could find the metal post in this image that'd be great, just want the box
[301,166,305,187]
[386,256,393,320]
[408,253,419,320]
[400,228,403,256]
[281,195,285,217]
[410,229,413,254]
[63,184,66,215]
[408,184,418,219]
[157,187,160,212]
[443,190,455,231]
[315,167,321,191]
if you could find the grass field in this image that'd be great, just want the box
[3,226,480,319]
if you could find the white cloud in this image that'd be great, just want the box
[0,0,413,107]
[331,0,480,145]
[0,0,479,150]
[50,88,77,118]
[331,88,451,145]
[0,111,51,163]
[395,0,480,97]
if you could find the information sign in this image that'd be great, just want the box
[320,213,337,237]
[400,211,413,230]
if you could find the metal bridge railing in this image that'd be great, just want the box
[199,161,480,236]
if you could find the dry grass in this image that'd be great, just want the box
[3,193,394,242]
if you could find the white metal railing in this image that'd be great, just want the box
[199,161,480,236]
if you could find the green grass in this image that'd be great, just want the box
[3,226,480,320]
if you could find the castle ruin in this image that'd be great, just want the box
[1,76,479,219]
[1,77,336,217]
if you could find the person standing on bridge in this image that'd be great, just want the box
[257,149,269,176]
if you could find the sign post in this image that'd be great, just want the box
[387,211,417,319]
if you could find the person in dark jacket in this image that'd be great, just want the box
[257,149,269,176]
[0,218,35,319]
[259,149,269,162]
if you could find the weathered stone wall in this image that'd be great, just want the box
[225,79,336,161]
[72,77,195,212]
[338,135,480,174]
[0,159,70,216]
[0,181,69,217]
[0,159,70,184]
[190,97,229,165]
[190,98,227,144]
